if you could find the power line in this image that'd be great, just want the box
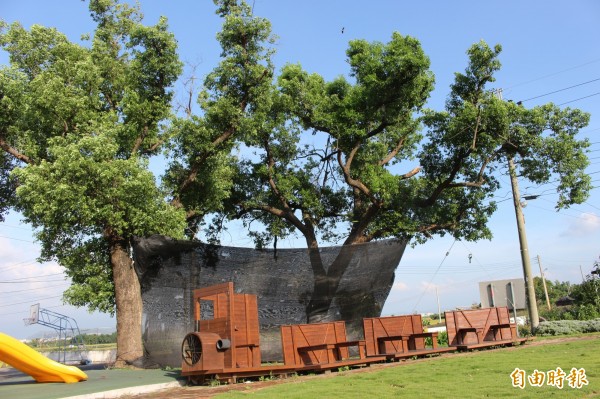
[0,278,66,284]
[0,272,64,282]
[504,58,600,91]
[0,258,40,272]
[0,303,73,317]
[584,201,600,212]
[0,223,31,231]
[518,77,600,103]
[0,295,63,308]
[0,282,69,295]
[557,92,600,106]
[0,234,34,243]
[411,239,457,313]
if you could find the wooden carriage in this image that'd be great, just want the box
[445,306,527,349]
[180,283,528,383]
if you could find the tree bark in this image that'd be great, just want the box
[109,239,144,367]
[305,236,360,324]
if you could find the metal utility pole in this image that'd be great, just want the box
[537,255,551,310]
[436,287,442,323]
[508,156,539,332]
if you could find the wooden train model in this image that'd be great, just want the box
[181,282,528,384]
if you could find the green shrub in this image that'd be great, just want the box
[577,304,600,320]
[518,324,531,337]
[436,331,448,346]
[539,305,573,321]
[535,318,600,335]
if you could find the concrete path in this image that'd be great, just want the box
[0,364,185,399]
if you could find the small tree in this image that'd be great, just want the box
[571,260,600,319]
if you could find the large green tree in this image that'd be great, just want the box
[225,33,591,322]
[1,0,281,365]
[0,1,186,365]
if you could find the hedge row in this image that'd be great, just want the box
[535,319,600,336]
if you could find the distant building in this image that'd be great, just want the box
[478,278,526,310]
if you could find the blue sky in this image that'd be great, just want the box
[1,0,599,339]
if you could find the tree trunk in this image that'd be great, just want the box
[305,238,360,324]
[109,239,144,367]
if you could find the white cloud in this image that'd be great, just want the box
[561,212,600,237]
[391,281,409,292]
[420,281,439,292]
[0,236,69,315]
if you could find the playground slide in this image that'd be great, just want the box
[0,332,87,383]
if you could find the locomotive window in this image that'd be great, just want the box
[200,299,214,320]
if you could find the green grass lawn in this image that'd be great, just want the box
[214,334,600,398]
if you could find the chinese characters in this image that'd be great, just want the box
[511,367,588,389]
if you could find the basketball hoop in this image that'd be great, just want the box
[25,303,40,326]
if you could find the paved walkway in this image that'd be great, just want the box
[0,364,185,399]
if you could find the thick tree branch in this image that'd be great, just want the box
[417,221,458,234]
[345,201,381,245]
[471,106,482,150]
[264,139,292,212]
[0,135,33,165]
[175,125,238,203]
[418,149,472,207]
[240,201,312,239]
[379,135,406,166]
[446,147,502,189]
[401,166,421,179]
[142,139,163,155]
[337,144,379,205]
[366,120,390,139]
[131,125,148,156]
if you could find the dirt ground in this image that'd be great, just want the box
[118,335,596,399]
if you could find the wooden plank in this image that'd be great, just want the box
[391,346,456,360]
[455,337,528,351]
[280,325,296,367]
[194,282,233,297]
[410,315,425,350]
[362,318,378,356]
[444,311,457,346]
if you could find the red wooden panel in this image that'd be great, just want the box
[280,325,296,366]
[445,307,517,347]
[410,315,425,350]
[444,311,458,346]
[363,315,423,355]
[280,321,352,366]
[362,318,377,356]
[198,318,228,336]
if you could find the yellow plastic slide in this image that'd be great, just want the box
[0,332,87,383]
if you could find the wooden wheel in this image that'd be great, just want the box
[182,333,202,366]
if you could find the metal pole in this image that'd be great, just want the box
[507,281,519,337]
[436,287,442,323]
[508,156,539,333]
[537,255,551,310]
